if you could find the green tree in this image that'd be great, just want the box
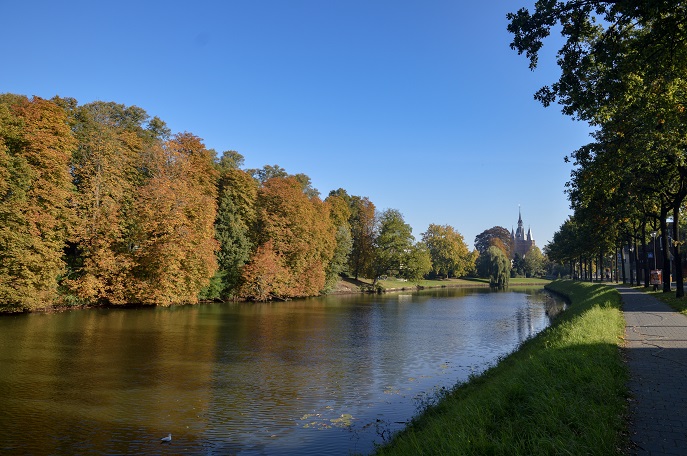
[250,164,288,184]
[512,253,525,278]
[214,167,258,299]
[481,246,510,289]
[348,196,376,280]
[292,172,320,198]
[401,243,433,282]
[509,0,687,296]
[523,246,546,278]
[422,224,471,278]
[323,193,353,291]
[370,209,414,286]
[217,150,245,171]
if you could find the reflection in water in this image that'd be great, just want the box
[0,287,565,455]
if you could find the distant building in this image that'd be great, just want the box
[511,208,535,258]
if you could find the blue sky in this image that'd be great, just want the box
[2,1,591,249]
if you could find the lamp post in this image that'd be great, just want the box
[651,231,658,270]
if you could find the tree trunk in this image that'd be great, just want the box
[621,238,634,286]
[673,204,684,298]
[619,244,624,283]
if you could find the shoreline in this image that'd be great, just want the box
[1,278,552,315]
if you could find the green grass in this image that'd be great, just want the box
[374,280,628,456]
[356,277,550,291]
[376,278,485,289]
[509,277,551,285]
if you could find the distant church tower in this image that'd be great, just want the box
[511,207,535,258]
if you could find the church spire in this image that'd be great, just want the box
[513,207,535,258]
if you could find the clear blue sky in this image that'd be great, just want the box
[2,0,591,249]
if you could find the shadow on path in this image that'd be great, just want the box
[617,286,687,455]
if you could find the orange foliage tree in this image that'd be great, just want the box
[66,102,146,304]
[131,133,218,305]
[0,96,76,311]
[243,176,336,299]
[237,240,288,301]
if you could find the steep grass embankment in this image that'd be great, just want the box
[375,280,628,455]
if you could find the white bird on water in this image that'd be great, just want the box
[160,433,172,443]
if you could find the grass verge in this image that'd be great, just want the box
[374,280,628,455]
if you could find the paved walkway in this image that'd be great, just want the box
[618,286,687,455]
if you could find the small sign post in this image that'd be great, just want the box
[650,269,662,290]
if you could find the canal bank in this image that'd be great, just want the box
[375,280,629,455]
[330,277,550,295]
[2,277,551,316]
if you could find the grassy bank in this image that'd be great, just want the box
[349,277,550,292]
[374,280,628,455]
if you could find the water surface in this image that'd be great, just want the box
[0,287,565,455]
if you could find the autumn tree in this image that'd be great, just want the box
[0,96,76,311]
[422,224,471,278]
[238,240,288,301]
[131,133,219,305]
[474,226,513,259]
[246,176,336,299]
[66,101,148,304]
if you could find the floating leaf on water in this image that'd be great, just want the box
[330,413,354,426]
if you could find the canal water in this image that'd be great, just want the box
[0,287,565,455]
